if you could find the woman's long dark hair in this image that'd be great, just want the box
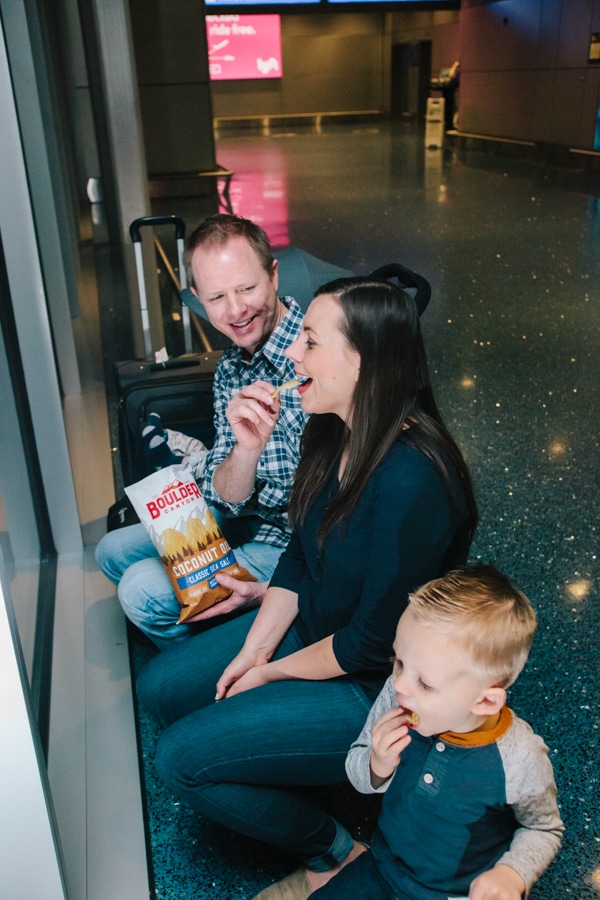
[288,277,478,546]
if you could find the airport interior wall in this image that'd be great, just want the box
[459,0,600,148]
[129,0,600,152]
[60,0,600,205]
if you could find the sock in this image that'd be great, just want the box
[141,413,184,469]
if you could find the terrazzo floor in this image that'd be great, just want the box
[128,121,599,898]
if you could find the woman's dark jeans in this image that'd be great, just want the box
[136,609,374,869]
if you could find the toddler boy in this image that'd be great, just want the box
[311,564,563,900]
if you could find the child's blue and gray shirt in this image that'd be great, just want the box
[346,677,563,899]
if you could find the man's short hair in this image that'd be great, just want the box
[408,563,537,688]
[184,213,274,289]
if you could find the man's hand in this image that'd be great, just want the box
[469,864,526,899]
[226,381,281,453]
[369,706,413,788]
[213,381,282,504]
[186,575,268,623]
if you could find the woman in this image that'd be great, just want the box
[136,277,478,899]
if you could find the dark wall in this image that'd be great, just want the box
[129,0,216,174]
[122,0,600,171]
[457,0,600,148]
[210,13,389,119]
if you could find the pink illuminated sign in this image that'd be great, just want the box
[206,15,282,81]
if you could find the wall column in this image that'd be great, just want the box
[79,0,164,358]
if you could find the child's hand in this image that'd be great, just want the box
[369,706,413,788]
[469,863,526,899]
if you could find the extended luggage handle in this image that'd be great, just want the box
[129,215,192,357]
[368,263,431,317]
[129,215,186,243]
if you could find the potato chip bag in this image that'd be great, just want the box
[125,466,255,621]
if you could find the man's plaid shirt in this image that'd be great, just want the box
[202,297,308,548]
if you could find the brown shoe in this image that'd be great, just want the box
[253,867,312,900]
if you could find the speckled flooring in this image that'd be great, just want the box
[132,121,599,899]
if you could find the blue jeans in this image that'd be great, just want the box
[136,610,374,867]
[310,851,394,899]
[94,516,284,649]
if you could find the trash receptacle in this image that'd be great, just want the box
[425,97,445,150]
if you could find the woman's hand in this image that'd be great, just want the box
[215,633,347,702]
[217,634,347,701]
[185,575,268,622]
[214,586,300,700]
[215,647,271,701]
[226,381,281,453]
[222,663,273,699]
[370,706,413,788]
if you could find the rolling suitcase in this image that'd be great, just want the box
[115,351,221,487]
[113,216,222,491]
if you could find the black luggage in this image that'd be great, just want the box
[115,351,221,487]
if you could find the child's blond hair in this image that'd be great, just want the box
[408,563,536,688]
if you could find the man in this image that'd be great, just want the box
[95,214,308,648]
